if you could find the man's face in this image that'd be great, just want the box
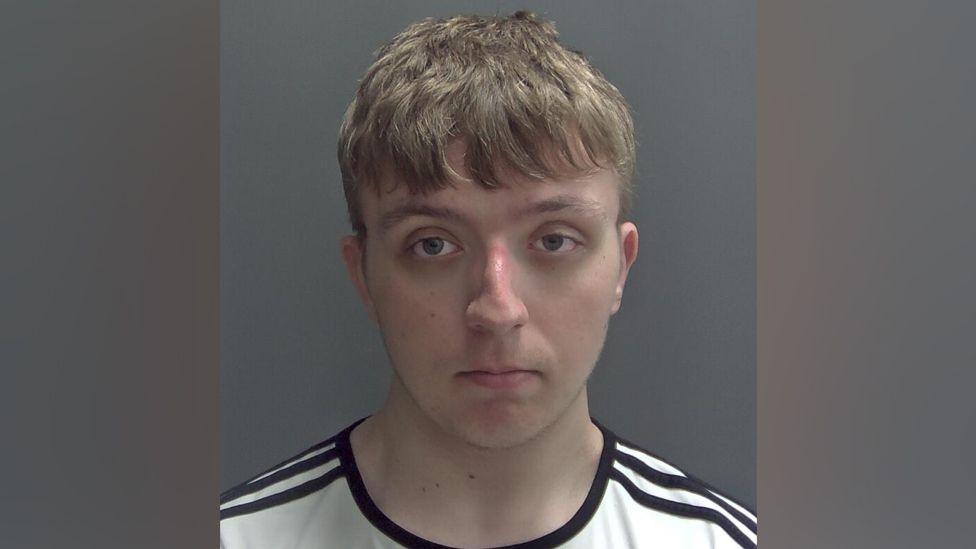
[341,142,638,449]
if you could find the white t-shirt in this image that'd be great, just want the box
[220,418,757,548]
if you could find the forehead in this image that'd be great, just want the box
[360,139,622,230]
[363,168,620,232]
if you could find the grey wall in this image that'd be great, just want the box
[221,0,756,509]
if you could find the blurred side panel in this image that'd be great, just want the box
[1,1,218,548]
[759,1,976,547]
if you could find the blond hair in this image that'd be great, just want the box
[338,11,636,236]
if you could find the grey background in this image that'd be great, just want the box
[4,2,219,547]
[221,0,756,509]
[758,2,976,547]
[8,1,975,546]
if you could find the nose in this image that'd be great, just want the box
[465,244,529,335]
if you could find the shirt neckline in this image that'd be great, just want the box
[335,416,616,549]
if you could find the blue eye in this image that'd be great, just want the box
[533,234,579,253]
[411,237,459,257]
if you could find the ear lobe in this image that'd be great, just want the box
[610,222,639,315]
[340,235,378,322]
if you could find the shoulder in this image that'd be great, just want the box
[218,422,356,549]
[599,423,758,549]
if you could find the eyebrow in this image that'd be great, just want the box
[378,194,608,232]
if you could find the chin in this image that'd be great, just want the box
[392,368,588,451]
[437,403,559,451]
[453,423,538,450]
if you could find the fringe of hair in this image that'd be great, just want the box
[338,11,636,235]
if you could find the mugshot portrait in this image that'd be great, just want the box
[219,2,755,547]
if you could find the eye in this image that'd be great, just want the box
[410,237,460,258]
[532,234,579,253]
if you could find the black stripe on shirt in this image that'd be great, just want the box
[615,451,757,534]
[223,432,340,494]
[609,468,756,549]
[219,447,340,505]
[614,435,757,518]
[219,465,345,521]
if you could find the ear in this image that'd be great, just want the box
[340,235,378,323]
[610,222,639,315]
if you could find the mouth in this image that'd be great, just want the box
[457,369,539,390]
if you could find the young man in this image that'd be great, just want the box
[220,11,756,548]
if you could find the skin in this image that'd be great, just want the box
[340,140,638,547]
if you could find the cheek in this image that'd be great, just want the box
[540,292,611,343]
[370,273,464,358]
[554,251,620,310]
[529,260,618,347]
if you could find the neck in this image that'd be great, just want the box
[350,378,604,545]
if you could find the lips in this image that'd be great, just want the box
[457,369,538,389]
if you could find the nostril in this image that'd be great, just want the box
[465,288,529,335]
